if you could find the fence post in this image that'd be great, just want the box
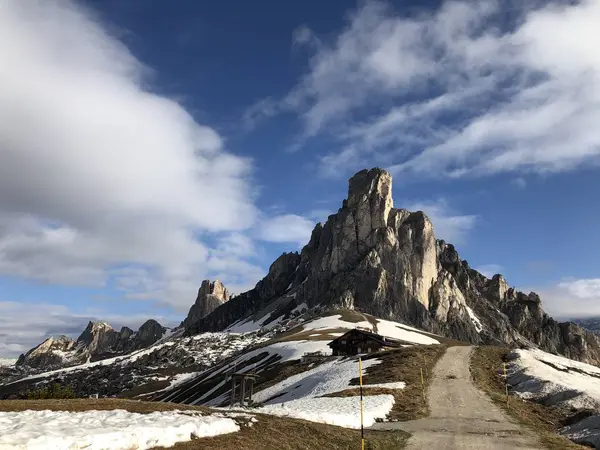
[359,357,365,450]
[420,367,425,402]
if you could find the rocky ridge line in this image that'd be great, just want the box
[186,168,600,366]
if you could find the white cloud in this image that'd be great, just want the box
[0,300,179,358]
[0,1,263,309]
[406,199,477,244]
[537,278,600,319]
[475,264,504,279]
[257,0,600,179]
[256,214,315,248]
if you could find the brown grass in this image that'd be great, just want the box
[470,346,587,450]
[0,399,409,450]
[0,398,211,414]
[328,345,447,421]
[160,414,409,450]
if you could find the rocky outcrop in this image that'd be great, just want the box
[77,321,119,354]
[15,335,76,369]
[185,167,600,366]
[133,319,166,349]
[181,280,230,329]
[17,319,168,370]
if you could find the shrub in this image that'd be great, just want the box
[27,383,76,399]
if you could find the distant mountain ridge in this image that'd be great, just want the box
[15,319,168,370]
[186,168,600,366]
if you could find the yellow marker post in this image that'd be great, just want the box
[359,357,365,450]
[503,362,509,409]
[420,367,425,401]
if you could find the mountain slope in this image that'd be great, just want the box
[186,168,600,366]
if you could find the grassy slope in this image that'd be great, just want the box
[470,346,586,450]
[0,399,409,450]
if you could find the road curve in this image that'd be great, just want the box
[371,346,541,450]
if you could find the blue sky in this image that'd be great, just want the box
[1,0,599,357]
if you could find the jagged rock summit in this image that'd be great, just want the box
[187,168,600,366]
[16,319,168,370]
[181,280,230,329]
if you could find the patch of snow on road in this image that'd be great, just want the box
[253,358,383,404]
[465,306,483,333]
[257,395,395,428]
[0,409,239,449]
[375,318,439,345]
[508,348,600,410]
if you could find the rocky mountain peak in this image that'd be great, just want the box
[134,319,166,348]
[184,167,600,366]
[181,280,230,329]
[347,168,393,227]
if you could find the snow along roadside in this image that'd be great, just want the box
[0,409,240,449]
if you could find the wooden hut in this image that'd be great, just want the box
[328,328,402,356]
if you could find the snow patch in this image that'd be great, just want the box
[363,381,406,389]
[253,358,383,404]
[0,409,239,449]
[299,314,439,346]
[509,348,600,410]
[0,358,16,368]
[257,395,395,428]
[375,318,439,345]
[465,306,483,333]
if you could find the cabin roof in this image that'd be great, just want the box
[327,328,402,348]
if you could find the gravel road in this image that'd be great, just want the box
[370,346,541,449]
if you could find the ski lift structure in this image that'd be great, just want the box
[227,363,258,407]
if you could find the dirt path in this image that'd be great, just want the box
[370,346,541,449]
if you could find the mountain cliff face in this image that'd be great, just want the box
[186,168,600,366]
[16,319,168,369]
[181,280,229,329]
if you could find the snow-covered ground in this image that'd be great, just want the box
[0,358,16,368]
[251,354,404,428]
[253,358,383,404]
[257,395,395,428]
[0,409,240,449]
[508,348,600,409]
[508,348,600,448]
[299,313,440,345]
[374,318,440,345]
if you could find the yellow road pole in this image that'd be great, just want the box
[359,357,365,450]
[420,367,425,401]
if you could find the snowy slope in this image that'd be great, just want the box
[0,409,241,449]
[257,395,395,428]
[7,332,268,385]
[508,348,600,409]
[0,358,16,368]
[157,310,437,406]
[253,358,383,404]
[509,348,600,448]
